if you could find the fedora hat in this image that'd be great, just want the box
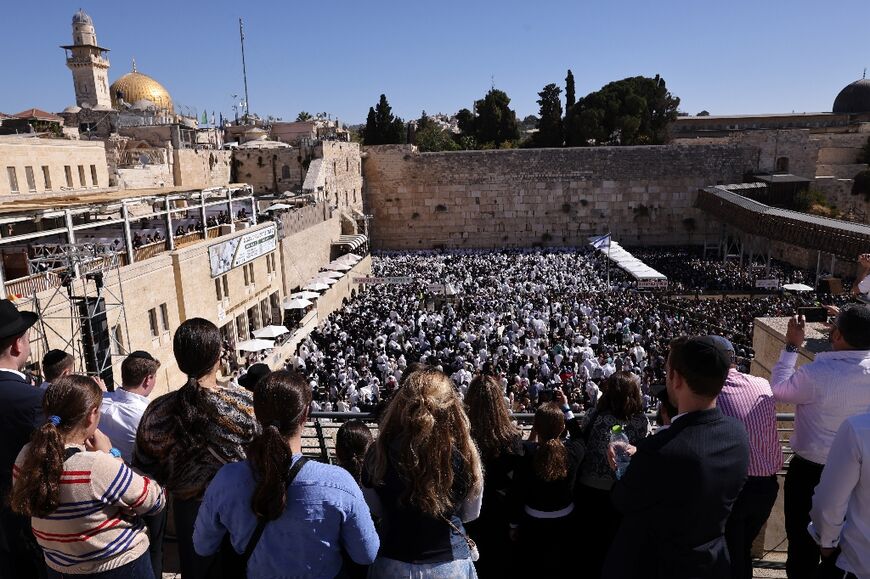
[0,299,38,340]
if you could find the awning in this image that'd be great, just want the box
[332,234,367,251]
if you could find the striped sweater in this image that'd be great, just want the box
[13,443,165,575]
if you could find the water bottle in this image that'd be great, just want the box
[610,424,631,480]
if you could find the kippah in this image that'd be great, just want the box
[42,349,69,366]
[837,304,870,349]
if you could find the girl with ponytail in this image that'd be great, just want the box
[11,375,165,578]
[362,368,484,578]
[508,388,585,577]
[134,318,258,579]
[193,371,379,578]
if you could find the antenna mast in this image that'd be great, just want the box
[239,18,250,122]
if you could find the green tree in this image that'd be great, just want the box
[296,111,312,121]
[415,125,460,152]
[472,88,519,148]
[534,83,563,147]
[697,110,710,116]
[456,108,475,135]
[417,110,435,132]
[362,94,406,145]
[564,75,680,146]
[565,69,576,109]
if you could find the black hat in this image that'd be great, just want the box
[836,304,870,350]
[42,349,70,367]
[0,299,38,340]
[683,336,732,380]
[239,363,271,391]
[126,350,156,362]
[650,382,668,403]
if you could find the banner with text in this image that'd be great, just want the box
[208,224,278,278]
[353,276,412,285]
[637,279,669,290]
[755,279,781,289]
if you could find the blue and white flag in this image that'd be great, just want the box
[589,233,611,250]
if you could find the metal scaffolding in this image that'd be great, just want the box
[27,243,130,390]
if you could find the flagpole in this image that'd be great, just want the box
[239,18,250,123]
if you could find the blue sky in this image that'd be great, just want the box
[2,0,868,124]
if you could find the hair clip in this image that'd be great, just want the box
[48,415,62,426]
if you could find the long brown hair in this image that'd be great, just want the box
[247,371,311,521]
[335,419,373,483]
[369,368,482,517]
[533,402,567,482]
[465,374,520,461]
[597,371,644,421]
[11,375,102,517]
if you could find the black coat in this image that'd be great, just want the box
[603,407,750,579]
[0,370,43,552]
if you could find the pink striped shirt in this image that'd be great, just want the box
[717,368,784,477]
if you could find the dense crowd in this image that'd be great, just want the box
[1,247,869,579]
[294,249,849,414]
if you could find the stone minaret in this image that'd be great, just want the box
[61,10,111,109]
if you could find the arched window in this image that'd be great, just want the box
[775,157,789,173]
[281,165,290,179]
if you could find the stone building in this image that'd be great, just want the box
[0,136,110,198]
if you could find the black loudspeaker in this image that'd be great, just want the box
[819,277,843,295]
[75,297,114,390]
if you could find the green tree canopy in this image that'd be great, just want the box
[362,94,406,145]
[458,88,519,148]
[296,111,312,121]
[534,83,563,147]
[565,70,576,109]
[564,75,680,146]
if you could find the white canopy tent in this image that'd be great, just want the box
[303,281,330,291]
[253,325,290,339]
[588,236,668,284]
[319,270,345,278]
[283,297,314,310]
[237,339,275,352]
[290,291,320,300]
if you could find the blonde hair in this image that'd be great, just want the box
[369,368,483,517]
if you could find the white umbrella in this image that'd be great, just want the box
[253,325,290,338]
[311,276,338,285]
[290,291,320,300]
[326,262,352,272]
[336,253,362,264]
[283,297,313,310]
[236,338,275,352]
[265,203,292,211]
[782,283,814,292]
[303,281,330,291]
[319,270,344,278]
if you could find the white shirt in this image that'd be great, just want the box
[771,349,870,464]
[808,412,870,578]
[859,275,870,300]
[99,388,150,463]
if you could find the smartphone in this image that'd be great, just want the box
[798,307,827,323]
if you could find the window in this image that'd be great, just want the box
[64,165,73,187]
[236,314,247,341]
[90,165,98,187]
[42,166,51,190]
[260,299,270,328]
[281,165,290,179]
[266,252,275,274]
[78,165,87,187]
[160,303,170,332]
[249,263,255,284]
[6,167,19,193]
[111,325,125,356]
[148,308,159,337]
[243,264,249,286]
[222,275,229,299]
[24,166,36,192]
[775,157,789,173]
[215,278,223,300]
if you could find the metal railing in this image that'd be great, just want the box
[302,411,796,466]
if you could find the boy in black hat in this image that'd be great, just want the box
[603,335,750,579]
[0,299,44,578]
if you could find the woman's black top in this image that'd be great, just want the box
[509,415,585,523]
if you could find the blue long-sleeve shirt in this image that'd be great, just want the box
[193,455,379,578]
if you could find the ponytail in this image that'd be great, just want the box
[10,422,65,517]
[248,371,311,521]
[10,374,102,517]
[532,402,568,482]
[248,424,293,520]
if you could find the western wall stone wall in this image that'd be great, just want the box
[363,144,758,250]
[172,149,232,188]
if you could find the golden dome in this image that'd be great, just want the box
[110,65,173,113]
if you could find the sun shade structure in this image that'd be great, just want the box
[290,291,320,300]
[325,262,352,272]
[782,283,815,292]
[319,270,344,278]
[252,325,290,338]
[283,298,313,310]
[303,281,330,291]
[236,339,275,352]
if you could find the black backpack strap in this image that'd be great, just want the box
[241,457,309,565]
[64,447,82,461]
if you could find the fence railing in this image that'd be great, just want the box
[303,411,797,466]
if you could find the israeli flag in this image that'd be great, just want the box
[589,233,611,250]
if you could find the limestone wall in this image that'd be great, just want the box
[318,141,364,210]
[172,149,232,188]
[363,144,758,250]
[233,148,305,194]
[278,214,342,296]
[0,137,110,198]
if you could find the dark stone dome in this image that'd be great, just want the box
[833,79,870,114]
[72,9,93,25]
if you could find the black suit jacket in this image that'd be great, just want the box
[0,369,43,552]
[603,407,750,579]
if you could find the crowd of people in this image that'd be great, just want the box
[291,249,848,416]
[1,244,869,579]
